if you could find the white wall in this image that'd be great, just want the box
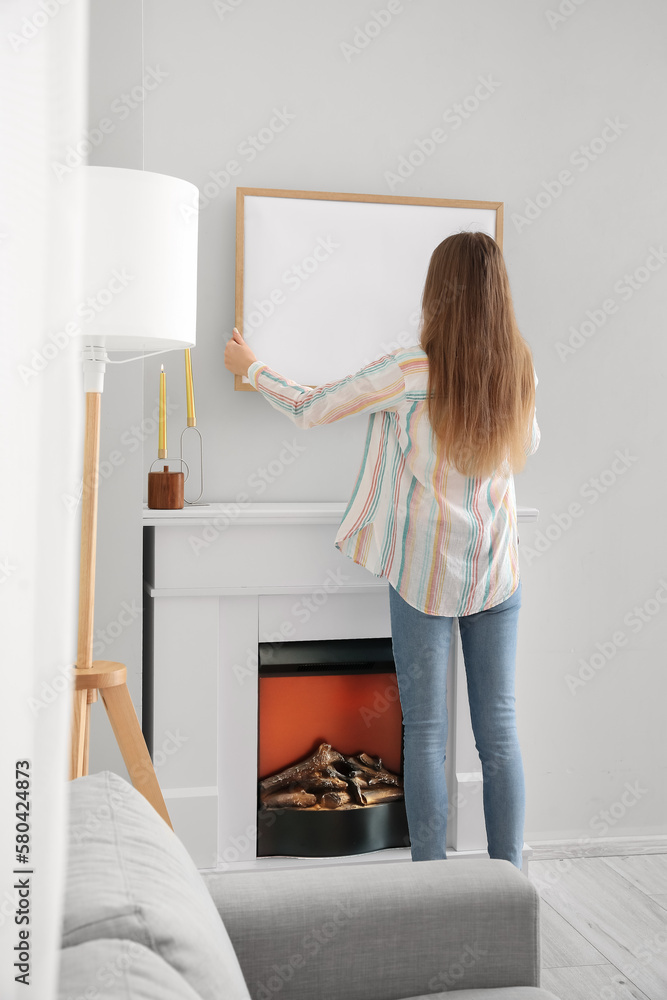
[88,0,667,843]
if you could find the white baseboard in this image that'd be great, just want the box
[528,834,667,861]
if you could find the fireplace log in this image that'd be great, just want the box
[346,775,367,806]
[362,786,405,805]
[320,790,352,809]
[260,789,317,809]
[259,744,403,811]
[259,743,345,794]
[322,764,352,784]
[345,769,370,788]
[348,755,402,788]
[299,774,348,793]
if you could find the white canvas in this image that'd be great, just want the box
[239,192,499,386]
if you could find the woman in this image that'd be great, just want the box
[224,231,540,870]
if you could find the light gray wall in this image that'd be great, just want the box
[89,0,667,842]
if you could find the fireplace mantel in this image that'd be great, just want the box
[144,501,540,529]
[143,501,366,527]
[142,501,538,873]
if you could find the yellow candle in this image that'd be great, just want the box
[158,364,167,458]
[184,349,196,427]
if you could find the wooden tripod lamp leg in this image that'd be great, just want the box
[70,391,101,780]
[101,681,172,828]
[70,690,88,780]
[82,702,91,775]
[70,387,171,828]
[74,662,172,828]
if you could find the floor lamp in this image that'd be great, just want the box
[70,166,199,827]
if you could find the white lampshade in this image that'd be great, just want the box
[81,166,199,351]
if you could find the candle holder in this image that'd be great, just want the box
[180,425,208,505]
[147,458,189,509]
[180,347,208,505]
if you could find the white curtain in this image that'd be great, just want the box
[0,2,89,997]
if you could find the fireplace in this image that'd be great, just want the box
[144,501,537,870]
[256,637,409,857]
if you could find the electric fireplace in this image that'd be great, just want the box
[256,637,409,857]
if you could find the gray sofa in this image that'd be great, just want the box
[59,772,560,999]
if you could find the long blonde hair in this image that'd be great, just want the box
[419,231,535,478]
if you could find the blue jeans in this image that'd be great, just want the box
[389,581,525,869]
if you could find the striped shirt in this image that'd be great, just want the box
[247,346,540,616]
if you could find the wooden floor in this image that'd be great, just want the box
[528,848,667,1000]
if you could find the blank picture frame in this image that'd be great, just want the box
[234,187,503,391]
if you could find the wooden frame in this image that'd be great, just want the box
[234,187,503,392]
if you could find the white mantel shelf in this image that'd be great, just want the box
[143,501,539,527]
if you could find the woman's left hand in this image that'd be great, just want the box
[224,327,257,377]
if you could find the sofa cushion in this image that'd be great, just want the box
[62,771,250,1000]
[59,939,203,999]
